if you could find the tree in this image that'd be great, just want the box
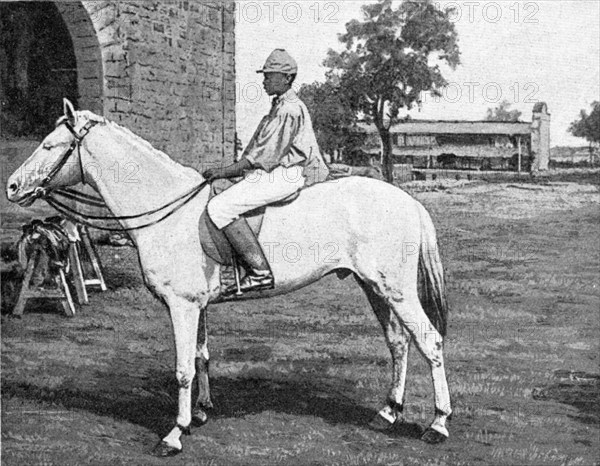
[298,80,363,161]
[569,101,600,165]
[485,100,522,122]
[325,0,460,182]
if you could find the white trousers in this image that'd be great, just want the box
[207,165,305,229]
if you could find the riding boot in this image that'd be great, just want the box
[222,217,274,295]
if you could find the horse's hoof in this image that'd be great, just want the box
[421,428,448,444]
[192,407,209,426]
[369,413,394,431]
[151,440,182,457]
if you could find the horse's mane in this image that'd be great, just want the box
[68,111,200,179]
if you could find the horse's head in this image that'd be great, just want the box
[6,99,93,206]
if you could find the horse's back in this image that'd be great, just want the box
[267,176,421,227]
[260,176,423,262]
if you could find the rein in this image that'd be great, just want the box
[53,187,106,208]
[47,181,208,231]
[38,118,210,231]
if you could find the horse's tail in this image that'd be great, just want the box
[416,202,449,337]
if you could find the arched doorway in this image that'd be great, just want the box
[0,1,104,138]
[0,2,79,137]
[1,2,106,232]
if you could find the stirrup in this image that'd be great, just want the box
[224,270,274,296]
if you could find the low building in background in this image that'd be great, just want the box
[354,103,550,174]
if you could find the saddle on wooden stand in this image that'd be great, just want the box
[13,217,106,316]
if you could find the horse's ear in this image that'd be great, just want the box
[63,98,77,125]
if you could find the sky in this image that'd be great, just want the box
[235,1,600,147]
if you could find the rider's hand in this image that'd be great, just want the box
[203,159,252,181]
[202,168,222,181]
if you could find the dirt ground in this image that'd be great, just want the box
[1,172,599,465]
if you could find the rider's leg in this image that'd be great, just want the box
[207,166,305,293]
[207,166,305,229]
[223,216,274,291]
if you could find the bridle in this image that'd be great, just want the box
[33,118,97,200]
[34,118,209,231]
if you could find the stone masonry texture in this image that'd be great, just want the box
[57,1,236,170]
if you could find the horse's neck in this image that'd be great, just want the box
[83,124,203,234]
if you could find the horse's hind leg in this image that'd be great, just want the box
[391,295,452,443]
[358,279,411,430]
[192,306,213,426]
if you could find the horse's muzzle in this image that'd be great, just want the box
[9,187,48,207]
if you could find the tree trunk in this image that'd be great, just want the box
[379,129,394,183]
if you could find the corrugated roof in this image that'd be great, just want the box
[355,120,531,135]
[361,146,518,158]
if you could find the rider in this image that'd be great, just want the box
[203,49,329,294]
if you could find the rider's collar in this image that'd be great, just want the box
[272,88,296,106]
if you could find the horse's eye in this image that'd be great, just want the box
[43,143,53,150]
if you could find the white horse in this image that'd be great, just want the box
[6,100,452,456]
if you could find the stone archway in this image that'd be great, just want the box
[0,1,106,136]
[53,1,105,115]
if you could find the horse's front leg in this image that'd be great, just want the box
[192,306,212,425]
[152,296,200,457]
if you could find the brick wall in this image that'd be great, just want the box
[59,1,236,170]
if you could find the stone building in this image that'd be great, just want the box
[0,1,236,171]
[355,103,551,172]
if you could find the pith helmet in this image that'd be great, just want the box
[256,49,298,74]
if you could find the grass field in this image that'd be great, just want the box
[1,174,599,465]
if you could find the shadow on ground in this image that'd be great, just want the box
[533,371,600,425]
[1,373,424,440]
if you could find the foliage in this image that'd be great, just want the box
[569,101,600,145]
[569,102,600,166]
[485,100,523,122]
[298,80,365,159]
[324,0,460,181]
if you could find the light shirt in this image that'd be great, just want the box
[243,89,329,186]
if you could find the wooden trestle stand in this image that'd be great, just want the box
[13,223,106,317]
